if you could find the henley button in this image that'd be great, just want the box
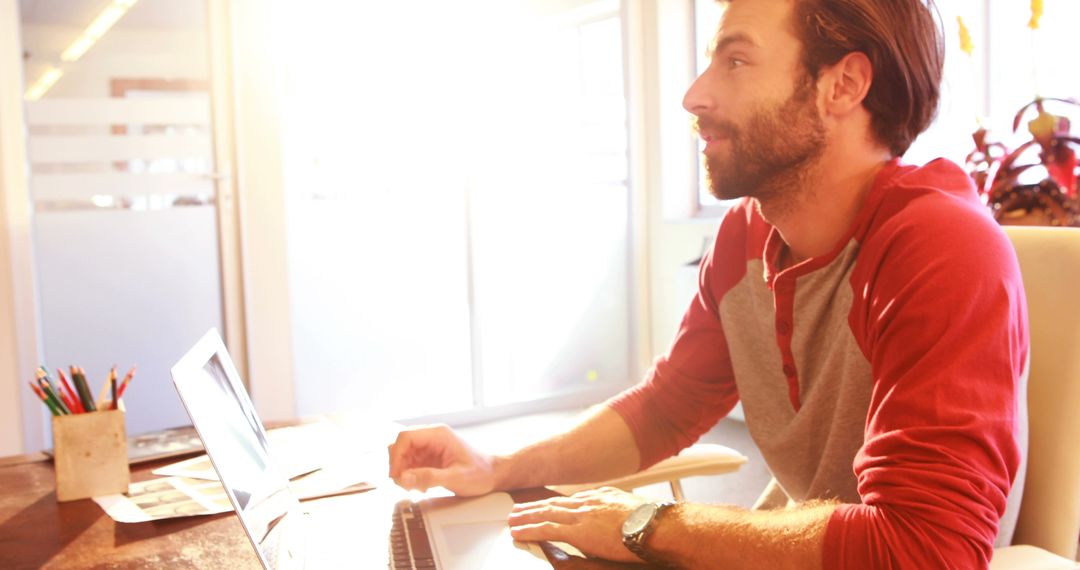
[782,363,796,378]
[776,320,791,335]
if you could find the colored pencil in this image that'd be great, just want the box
[39,368,72,412]
[71,366,96,412]
[41,367,79,414]
[36,368,66,410]
[109,367,118,410]
[47,380,72,415]
[29,381,60,416]
[30,381,61,416]
[56,368,84,413]
[35,367,59,399]
[116,366,136,400]
[94,367,113,410]
[82,367,102,412]
[38,378,71,415]
[54,380,78,414]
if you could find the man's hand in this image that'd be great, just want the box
[387,424,497,496]
[508,487,649,563]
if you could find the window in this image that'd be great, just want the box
[909,1,1078,165]
[985,1,1079,146]
[904,2,988,166]
[274,0,635,421]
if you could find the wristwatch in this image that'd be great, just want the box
[621,500,677,562]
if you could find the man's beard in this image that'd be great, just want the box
[699,74,827,203]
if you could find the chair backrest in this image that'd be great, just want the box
[1004,226,1080,560]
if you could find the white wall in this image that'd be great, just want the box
[648,218,716,354]
[228,0,296,422]
[0,0,39,455]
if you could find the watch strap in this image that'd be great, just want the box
[622,501,677,563]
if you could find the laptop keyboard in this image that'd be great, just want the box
[389,501,436,569]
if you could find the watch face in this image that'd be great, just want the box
[622,503,659,535]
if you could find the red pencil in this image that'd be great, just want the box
[29,381,48,403]
[54,381,78,413]
[116,365,137,400]
[54,367,82,412]
[56,368,84,413]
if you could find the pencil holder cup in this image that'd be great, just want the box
[52,409,130,502]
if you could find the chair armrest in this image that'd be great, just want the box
[990,545,1080,569]
[547,443,748,496]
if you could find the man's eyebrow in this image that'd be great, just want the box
[707,32,758,58]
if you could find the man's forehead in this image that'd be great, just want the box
[709,0,796,54]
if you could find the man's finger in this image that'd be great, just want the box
[511,495,584,513]
[398,467,449,491]
[387,434,416,479]
[387,442,402,478]
[507,504,581,526]
[508,521,568,543]
[389,428,444,476]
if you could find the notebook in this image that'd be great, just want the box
[170,328,549,569]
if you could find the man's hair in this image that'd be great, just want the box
[792,0,944,157]
[722,0,944,157]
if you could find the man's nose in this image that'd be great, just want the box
[682,73,713,115]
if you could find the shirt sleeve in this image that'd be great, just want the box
[606,207,750,468]
[823,206,1027,569]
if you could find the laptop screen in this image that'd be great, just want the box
[171,329,301,569]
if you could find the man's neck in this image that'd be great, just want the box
[757,146,892,265]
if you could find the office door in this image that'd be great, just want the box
[18,0,240,442]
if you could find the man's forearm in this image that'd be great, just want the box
[492,405,642,491]
[648,501,836,570]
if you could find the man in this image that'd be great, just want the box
[388,0,1028,567]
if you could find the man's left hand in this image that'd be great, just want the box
[508,487,649,563]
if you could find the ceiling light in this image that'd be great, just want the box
[60,0,140,63]
[25,67,63,101]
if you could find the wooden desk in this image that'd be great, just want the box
[0,452,645,569]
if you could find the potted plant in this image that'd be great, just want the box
[967,97,1080,227]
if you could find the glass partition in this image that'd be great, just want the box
[20,0,225,436]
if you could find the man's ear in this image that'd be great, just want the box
[820,51,873,116]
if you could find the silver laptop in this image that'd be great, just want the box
[170,328,549,569]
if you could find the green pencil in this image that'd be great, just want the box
[36,368,69,414]
[71,366,96,412]
[29,382,61,417]
[38,379,70,415]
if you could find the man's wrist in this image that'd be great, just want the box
[622,500,679,564]
[489,453,514,491]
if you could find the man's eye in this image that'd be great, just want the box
[728,57,746,70]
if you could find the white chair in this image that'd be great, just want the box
[548,443,747,501]
[990,226,1080,568]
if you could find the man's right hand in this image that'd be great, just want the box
[387,424,498,496]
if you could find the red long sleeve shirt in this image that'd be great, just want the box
[608,159,1028,568]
